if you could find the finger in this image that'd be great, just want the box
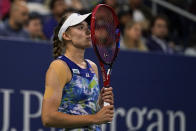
[106,113,113,119]
[107,110,114,114]
[102,95,113,100]
[104,99,114,105]
[102,96,113,101]
[102,91,113,97]
[103,98,113,104]
[101,88,105,94]
[108,118,113,122]
[109,114,114,119]
[106,105,114,110]
[104,87,113,92]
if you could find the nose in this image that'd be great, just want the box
[86,28,91,35]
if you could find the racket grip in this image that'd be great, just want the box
[104,102,111,124]
[103,87,111,124]
[104,102,110,106]
[103,87,110,106]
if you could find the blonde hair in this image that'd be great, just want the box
[123,21,148,51]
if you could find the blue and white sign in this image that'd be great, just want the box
[0,39,196,131]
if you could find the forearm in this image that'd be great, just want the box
[42,111,96,128]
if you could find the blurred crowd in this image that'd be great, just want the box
[0,0,196,56]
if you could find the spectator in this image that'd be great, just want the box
[128,0,152,32]
[121,21,148,52]
[26,2,50,16]
[25,12,46,41]
[79,0,99,9]
[162,0,189,48]
[146,15,174,54]
[100,0,120,14]
[43,0,66,40]
[118,5,133,35]
[65,0,83,10]
[0,1,29,39]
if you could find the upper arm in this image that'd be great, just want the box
[42,60,71,118]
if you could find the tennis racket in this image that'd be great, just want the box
[91,4,120,106]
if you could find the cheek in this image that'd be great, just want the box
[128,30,136,38]
[154,27,160,34]
[29,23,37,32]
[72,32,83,40]
[35,23,42,31]
[136,30,141,38]
[71,31,86,44]
[27,24,34,32]
[163,28,168,34]
[15,14,21,22]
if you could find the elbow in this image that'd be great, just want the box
[42,113,53,127]
[42,119,50,127]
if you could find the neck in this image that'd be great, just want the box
[64,46,86,65]
[152,35,165,40]
[124,37,139,48]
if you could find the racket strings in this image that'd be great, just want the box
[94,6,117,64]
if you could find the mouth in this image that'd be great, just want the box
[87,36,91,41]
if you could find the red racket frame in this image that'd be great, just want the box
[91,4,120,88]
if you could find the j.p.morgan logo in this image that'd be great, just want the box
[0,89,186,131]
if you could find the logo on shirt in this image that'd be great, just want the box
[72,69,80,74]
[86,73,90,77]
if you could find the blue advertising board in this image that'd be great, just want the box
[0,39,196,131]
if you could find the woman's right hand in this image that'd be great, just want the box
[93,105,114,124]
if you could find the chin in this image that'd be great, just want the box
[76,43,91,49]
[85,41,92,48]
[84,44,92,49]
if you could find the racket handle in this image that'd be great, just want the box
[104,102,111,124]
[103,87,110,106]
[103,87,111,124]
[104,102,110,106]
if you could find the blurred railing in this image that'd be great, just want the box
[150,0,196,22]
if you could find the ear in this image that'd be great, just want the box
[62,32,71,41]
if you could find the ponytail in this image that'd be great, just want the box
[52,15,68,59]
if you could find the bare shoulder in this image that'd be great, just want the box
[49,59,69,71]
[47,59,71,87]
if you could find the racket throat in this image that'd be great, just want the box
[100,62,112,87]
[105,68,111,87]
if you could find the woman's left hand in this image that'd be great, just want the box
[98,87,114,108]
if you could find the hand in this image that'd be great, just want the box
[98,87,114,108]
[93,105,114,124]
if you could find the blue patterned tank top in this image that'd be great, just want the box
[57,55,101,131]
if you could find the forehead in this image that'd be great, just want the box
[72,21,88,27]
[155,18,167,24]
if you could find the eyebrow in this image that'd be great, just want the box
[76,22,88,27]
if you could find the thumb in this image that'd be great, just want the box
[101,87,105,94]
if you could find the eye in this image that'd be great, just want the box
[78,25,84,30]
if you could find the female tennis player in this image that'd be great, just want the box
[41,12,114,131]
